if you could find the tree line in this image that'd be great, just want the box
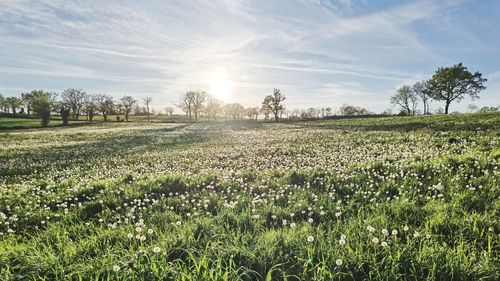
[390,63,488,115]
[0,89,153,127]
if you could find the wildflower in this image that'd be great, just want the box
[152,246,161,253]
[381,241,388,248]
[413,232,420,238]
[367,225,375,233]
[290,223,296,228]
[308,218,314,223]
[391,229,398,236]
[403,226,409,231]
[372,237,379,244]
[381,229,388,235]
[335,259,343,266]
[340,234,346,240]
[147,229,153,234]
[127,233,133,239]
[112,265,120,272]
[307,235,315,242]
[176,221,182,226]
[339,239,346,246]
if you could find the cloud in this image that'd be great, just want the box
[0,0,497,112]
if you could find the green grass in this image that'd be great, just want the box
[0,112,499,280]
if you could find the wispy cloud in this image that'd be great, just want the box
[0,0,498,112]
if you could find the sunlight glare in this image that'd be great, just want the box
[209,68,233,102]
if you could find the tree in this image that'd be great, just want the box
[21,92,34,117]
[120,96,137,122]
[391,85,418,116]
[96,94,114,122]
[325,107,332,117]
[0,94,5,113]
[164,107,174,116]
[264,88,286,121]
[225,103,245,120]
[59,105,71,126]
[427,63,487,114]
[339,104,368,116]
[260,96,272,120]
[6,97,23,115]
[246,107,259,120]
[142,97,152,122]
[61,88,87,120]
[177,93,194,121]
[187,91,206,121]
[206,96,223,120]
[412,81,432,115]
[85,95,98,124]
[31,91,57,127]
[467,104,478,113]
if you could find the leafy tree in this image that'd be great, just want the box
[224,103,245,120]
[61,88,87,120]
[6,97,23,115]
[120,96,137,122]
[478,106,498,113]
[427,63,487,114]
[391,85,418,116]
[96,94,114,122]
[59,106,70,126]
[0,94,6,113]
[339,104,368,116]
[325,107,332,116]
[21,92,34,117]
[413,80,432,115]
[260,96,272,120]
[31,91,57,127]
[264,88,286,121]
[142,97,152,122]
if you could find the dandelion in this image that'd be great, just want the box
[372,237,379,244]
[403,226,409,231]
[308,218,314,223]
[413,232,420,238]
[340,234,346,240]
[152,246,161,253]
[381,241,388,248]
[307,235,315,242]
[367,225,375,233]
[112,265,120,272]
[127,233,133,239]
[391,229,398,236]
[147,229,153,234]
[290,223,296,228]
[335,259,343,266]
[381,229,388,235]
[339,239,346,246]
[176,221,182,226]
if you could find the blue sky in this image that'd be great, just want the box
[0,0,499,113]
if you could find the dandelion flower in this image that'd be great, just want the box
[127,233,133,239]
[372,237,379,244]
[381,241,388,248]
[339,239,346,246]
[307,235,315,243]
[391,229,398,236]
[335,259,343,266]
[147,229,153,234]
[112,265,120,272]
[290,223,296,228]
[152,246,161,253]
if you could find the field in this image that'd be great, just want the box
[0,113,499,280]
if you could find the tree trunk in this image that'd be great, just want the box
[125,113,129,122]
[444,101,450,114]
[274,112,279,121]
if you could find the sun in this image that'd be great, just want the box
[209,68,233,102]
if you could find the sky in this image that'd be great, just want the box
[0,0,499,113]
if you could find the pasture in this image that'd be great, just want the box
[0,113,499,280]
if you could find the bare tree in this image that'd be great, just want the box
[61,88,86,120]
[263,88,286,121]
[391,85,418,116]
[176,93,194,121]
[164,107,174,116]
[142,97,152,122]
[85,95,98,124]
[121,96,137,122]
[413,81,432,115]
[206,96,223,120]
[96,94,114,122]
[187,91,206,121]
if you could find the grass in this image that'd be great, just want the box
[0,112,498,280]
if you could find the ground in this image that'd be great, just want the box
[0,113,499,280]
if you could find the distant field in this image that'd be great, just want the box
[0,112,499,280]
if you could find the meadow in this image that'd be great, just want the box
[0,113,498,280]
